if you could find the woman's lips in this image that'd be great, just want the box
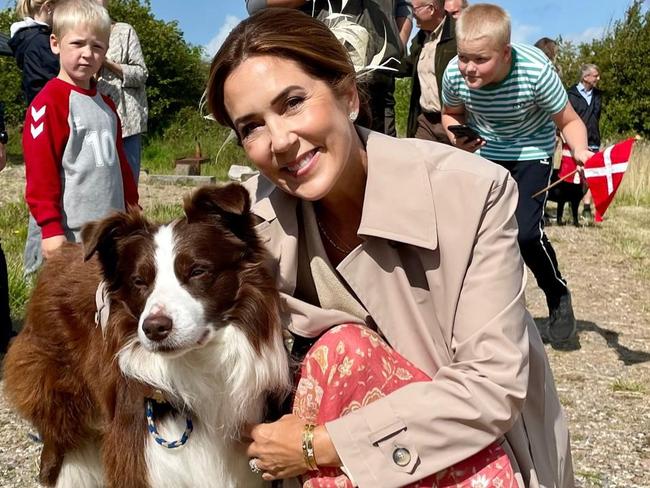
[285,149,320,177]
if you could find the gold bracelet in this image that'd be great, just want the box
[301,423,318,471]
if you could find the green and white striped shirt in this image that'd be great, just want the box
[442,43,567,161]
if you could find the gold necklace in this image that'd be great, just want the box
[316,216,355,255]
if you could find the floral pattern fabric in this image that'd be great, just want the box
[292,323,516,488]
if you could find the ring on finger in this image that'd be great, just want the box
[249,458,263,474]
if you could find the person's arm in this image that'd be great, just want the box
[395,1,413,49]
[102,25,148,88]
[553,103,592,164]
[105,96,139,207]
[23,87,70,256]
[536,65,592,165]
[441,62,485,152]
[245,0,305,14]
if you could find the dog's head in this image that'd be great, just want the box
[81,183,279,356]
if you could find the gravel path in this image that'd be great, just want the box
[1,166,648,487]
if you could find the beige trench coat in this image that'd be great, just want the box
[245,128,574,488]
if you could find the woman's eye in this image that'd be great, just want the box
[240,122,261,139]
[286,96,304,110]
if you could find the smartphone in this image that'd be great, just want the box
[448,124,484,142]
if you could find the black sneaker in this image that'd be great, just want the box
[547,293,577,343]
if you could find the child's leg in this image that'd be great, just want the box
[293,323,516,488]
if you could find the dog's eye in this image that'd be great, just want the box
[189,267,208,279]
[132,276,148,288]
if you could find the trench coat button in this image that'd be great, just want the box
[392,447,411,466]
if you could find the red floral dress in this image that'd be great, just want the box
[292,324,516,488]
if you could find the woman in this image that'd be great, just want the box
[95,0,148,185]
[207,8,574,488]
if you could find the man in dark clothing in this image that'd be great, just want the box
[567,63,602,221]
[9,19,59,104]
[244,0,413,136]
[0,101,15,354]
[400,0,456,141]
[567,64,602,151]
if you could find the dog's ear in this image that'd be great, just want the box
[184,184,251,221]
[81,209,148,262]
[184,184,259,246]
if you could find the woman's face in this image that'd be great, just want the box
[223,55,360,202]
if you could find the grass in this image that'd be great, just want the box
[618,139,650,206]
[141,107,248,180]
[611,378,646,393]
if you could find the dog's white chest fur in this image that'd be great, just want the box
[145,417,264,488]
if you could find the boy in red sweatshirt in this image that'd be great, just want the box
[22,0,138,263]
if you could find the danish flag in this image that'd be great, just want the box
[583,138,636,218]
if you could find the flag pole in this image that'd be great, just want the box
[531,169,580,199]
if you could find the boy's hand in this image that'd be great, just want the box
[454,136,486,153]
[42,235,67,260]
[573,149,595,166]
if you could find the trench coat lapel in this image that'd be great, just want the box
[337,129,451,374]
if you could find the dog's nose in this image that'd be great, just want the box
[142,314,173,342]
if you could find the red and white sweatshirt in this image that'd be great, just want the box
[23,77,139,240]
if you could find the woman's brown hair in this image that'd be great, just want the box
[207,8,368,130]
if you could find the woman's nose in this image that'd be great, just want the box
[269,118,297,154]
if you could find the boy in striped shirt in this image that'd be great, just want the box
[441,3,592,344]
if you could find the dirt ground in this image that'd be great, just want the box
[0,166,648,487]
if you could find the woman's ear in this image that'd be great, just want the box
[343,82,360,121]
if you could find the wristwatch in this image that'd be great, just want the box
[0,131,7,145]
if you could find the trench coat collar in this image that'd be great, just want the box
[248,126,439,251]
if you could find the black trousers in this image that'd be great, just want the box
[366,74,396,137]
[492,158,569,310]
[0,240,13,348]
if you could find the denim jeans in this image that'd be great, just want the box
[122,134,142,185]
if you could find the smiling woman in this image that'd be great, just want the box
[207,8,575,488]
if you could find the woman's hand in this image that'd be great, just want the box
[41,235,66,260]
[244,414,340,481]
[244,414,308,481]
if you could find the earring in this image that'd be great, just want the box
[349,110,358,122]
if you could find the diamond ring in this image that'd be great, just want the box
[249,458,262,474]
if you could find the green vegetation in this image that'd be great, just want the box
[556,0,650,140]
[142,108,247,179]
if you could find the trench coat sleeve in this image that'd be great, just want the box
[325,174,530,487]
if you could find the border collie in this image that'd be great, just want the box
[3,184,290,488]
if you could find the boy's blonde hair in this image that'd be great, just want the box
[16,0,58,19]
[52,0,111,40]
[456,3,511,48]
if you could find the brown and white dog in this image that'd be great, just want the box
[3,184,290,488]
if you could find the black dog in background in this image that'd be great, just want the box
[546,169,587,226]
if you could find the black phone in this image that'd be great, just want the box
[448,124,484,142]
